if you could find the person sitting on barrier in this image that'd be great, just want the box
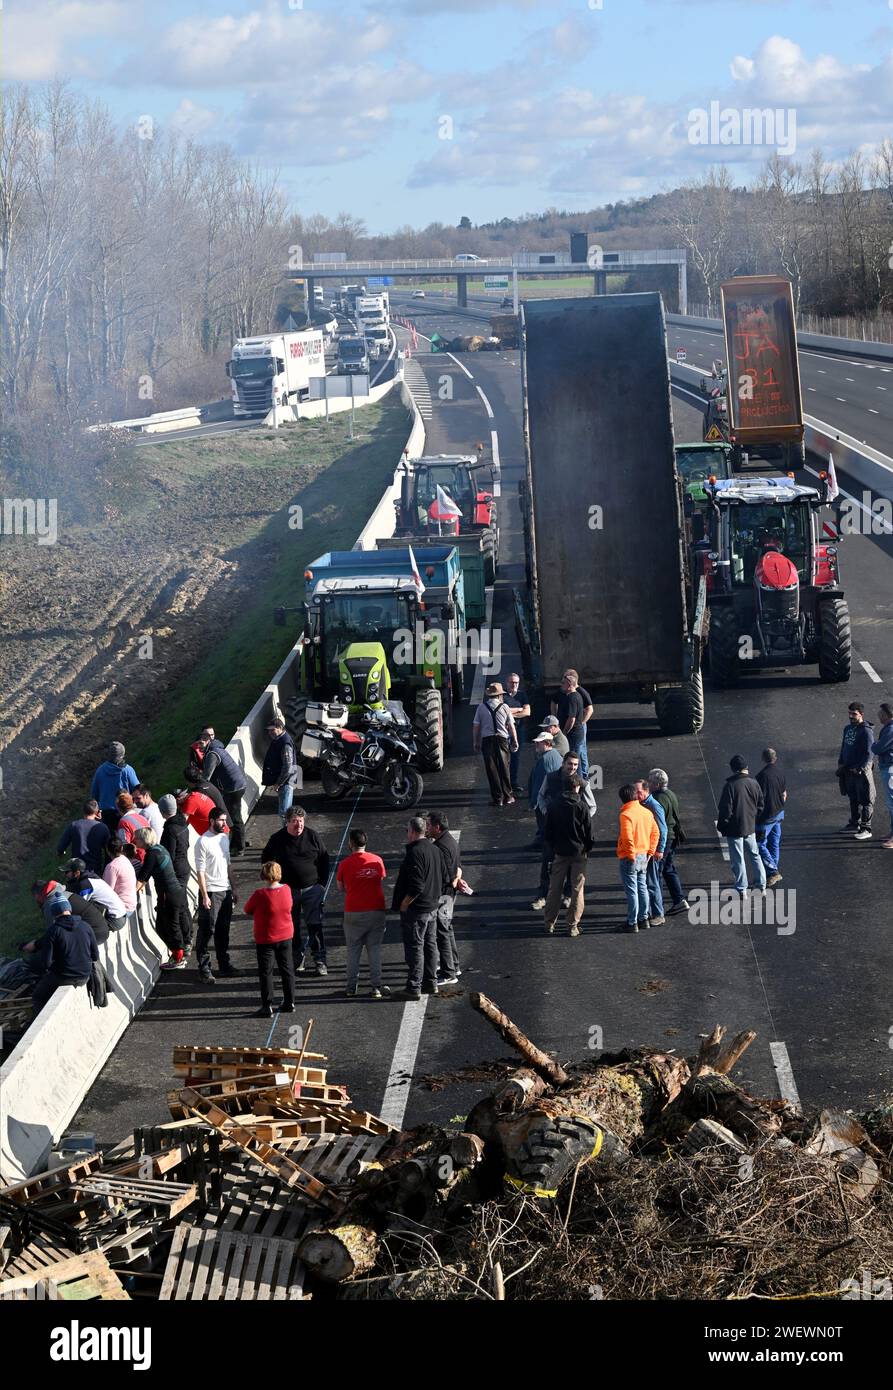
[64,859,129,933]
[133,828,190,972]
[26,880,110,951]
[30,899,99,1020]
[103,840,138,922]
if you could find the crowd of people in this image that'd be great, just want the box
[21,687,893,1020]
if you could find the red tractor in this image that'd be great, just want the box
[697,476,851,686]
[394,453,499,582]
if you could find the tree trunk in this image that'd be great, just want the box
[471,993,568,1086]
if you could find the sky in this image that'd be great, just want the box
[5,0,893,232]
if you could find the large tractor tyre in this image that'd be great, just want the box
[506,1116,623,1198]
[320,764,349,800]
[413,688,444,773]
[708,606,741,688]
[285,694,318,777]
[818,598,852,683]
[654,669,705,736]
[443,678,455,754]
[481,526,497,585]
[381,763,424,811]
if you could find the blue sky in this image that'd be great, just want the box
[7,0,892,231]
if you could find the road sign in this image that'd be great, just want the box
[484,277,509,291]
[705,424,724,442]
[367,276,393,288]
[676,348,687,363]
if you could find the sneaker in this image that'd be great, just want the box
[512,786,525,798]
[531,897,546,911]
[371,986,391,999]
[218,963,239,977]
[545,921,556,935]
[638,918,651,930]
[561,896,571,909]
[197,972,215,984]
[281,1003,295,1012]
[569,925,581,937]
[295,963,306,974]
[766,872,783,886]
[161,954,187,970]
[421,982,439,996]
[854,828,872,840]
[882,837,893,849]
[404,988,422,1001]
[315,962,329,977]
[504,796,516,806]
[437,972,459,985]
[649,915,666,927]
[254,1004,273,1018]
[345,985,358,997]
[626,922,639,934]
[668,900,689,916]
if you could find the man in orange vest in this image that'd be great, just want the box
[616,783,658,933]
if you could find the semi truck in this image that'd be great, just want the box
[226,330,325,417]
[517,293,707,736]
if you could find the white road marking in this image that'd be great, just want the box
[870,408,879,414]
[817,369,826,374]
[770,1041,802,1110]
[807,386,816,392]
[878,386,887,391]
[470,588,496,705]
[846,377,855,383]
[380,1000,429,1126]
[491,429,501,494]
[476,384,494,418]
[448,352,474,380]
[836,397,847,403]
[860,660,883,683]
[715,829,730,862]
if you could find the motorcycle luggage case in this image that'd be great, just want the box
[301,732,326,760]
[306,701,348,728]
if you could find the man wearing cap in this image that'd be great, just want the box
[538,716,569,758]
[160,793,194,951]
[28,879,110,947]
[196,729,249,856]
[528,730,563,847]
[90,741,140,831]
[56,800,111,875]
[262,717,299,823]
[64,859,129,932]
[472,682,518,806]
[30,900,99,1019]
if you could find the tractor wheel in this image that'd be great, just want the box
[481,526,497,584]
[285,694,317,775]
[708,606,741,688]
[818,598,852,682]
[450,661,465,704]
[506,1115,624,1198]
[443,678,455,753]
[654,669,705,735]
[413,688,444,772]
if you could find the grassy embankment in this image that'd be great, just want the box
[0,396,409,949]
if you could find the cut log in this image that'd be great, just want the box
[298,1224,379,1283]
[493,1069,547,1114]
[693,1026,757,1076]
[449,1132,485,1168]
[471,994,569,1086]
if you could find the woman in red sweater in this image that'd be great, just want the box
[244,861,295,1018]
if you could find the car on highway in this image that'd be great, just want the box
[501,295,514,309]
[411,289,425,298]
[455,254,486,264]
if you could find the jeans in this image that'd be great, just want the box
[568,729,588,777]
[662,843,685,907]
[727,835,767,892]
[278,783,296,822]
[196,889,233,975]
[619,855,649,925]
[400,908,438,993]
[435,894,459,976]
[544,855,586,929]
[756,814,784,873]
[880,764,893,836]
[290,883,326,966]
[256,940,295,1008]
[343,911,387,989]
[646,856,664,918]
[223,789,246,854]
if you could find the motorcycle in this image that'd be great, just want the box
[300,704,424,809]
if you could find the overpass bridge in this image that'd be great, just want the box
[290,249,688,312]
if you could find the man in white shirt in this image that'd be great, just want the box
[194,808,239,983]
[64,858,129,930]
[133,786,165,839]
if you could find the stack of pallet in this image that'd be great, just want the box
[0,1038,398,1302]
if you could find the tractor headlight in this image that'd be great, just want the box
[368,680,380,700]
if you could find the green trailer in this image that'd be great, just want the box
[377,530,487,628]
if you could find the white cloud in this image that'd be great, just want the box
[4,0,129,81]
[168,99,222,141]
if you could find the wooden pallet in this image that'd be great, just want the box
[201,1158,311,1241]
[3,1235,76,1278]
[78,1176,197,1220]
[262,1098,394,1136]
[0,1249,130,1301]
[173,1043,327,1085]
[159,1225,307,1300]
[166,1074,348,1122]
[180,1089,343,1213]
[0,1155,105,1205]
[0,986,32,1031]
[281,1133,392,1184]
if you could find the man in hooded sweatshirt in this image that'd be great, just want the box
[837,701,876,840]
[30,900,99,1019]
[871,703,893,848]
[90,741,139,832]
[472,682,517,806]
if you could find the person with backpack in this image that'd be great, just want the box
[262,717,299,822]
[472,683,518,806]
[90,742,139,831]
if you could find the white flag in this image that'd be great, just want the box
[407,544,423,591]
[435,484,461,517]
[826,454,840,502]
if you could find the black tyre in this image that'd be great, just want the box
[381,763,424,811]
[450,661,465,705]
[481,526,497,584]
[654,669,705,735]
[413,688,444,772]
[818,598,852,682]
[709,606,741,688]
[508,1116,618,1197]
[320,764,349,800]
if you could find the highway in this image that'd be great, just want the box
[75,291,893,1145]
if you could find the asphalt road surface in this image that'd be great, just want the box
[75,300,893,1147]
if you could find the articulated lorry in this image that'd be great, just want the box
[226,330,325,417]
[517,293,707,736]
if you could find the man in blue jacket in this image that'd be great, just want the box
[31,900,99,1019]
[871,702,893,847]
[837,702,875,840]
[635,780,668,926]
[90,741,139,831]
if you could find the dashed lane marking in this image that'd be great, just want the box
[491,429,501,493]
[860,660,883,683]
[770,1041,802,1111]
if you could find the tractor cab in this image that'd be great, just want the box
[397,454,493,534]
[304,575,422,692]
[701,478,832,593]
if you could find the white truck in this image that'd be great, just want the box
[226,330,325,417]
[357,294,388,325]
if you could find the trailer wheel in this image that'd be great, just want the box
[413,688,444,772]
[709,606,741,687]
[818,598,852,683]
[481,526,497,584]
[654,670,704,735]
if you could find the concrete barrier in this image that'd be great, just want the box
[89,407,202,434]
